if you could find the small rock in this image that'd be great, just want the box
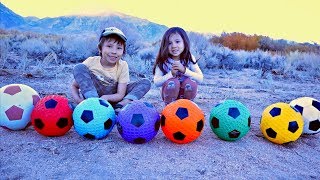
[196,168,206,175]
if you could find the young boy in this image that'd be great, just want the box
[70,27,151,112]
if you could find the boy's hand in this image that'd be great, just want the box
[172,61,186,73]
[70,80,84,104]
[74,95,84,104]
[100,95,109,102]
[73,89,84,104]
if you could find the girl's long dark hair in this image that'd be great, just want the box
[152,27,196,75]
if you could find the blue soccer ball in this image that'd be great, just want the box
[116,100,160,144]
[72,98,116,139]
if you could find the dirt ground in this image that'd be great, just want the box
[0,68,319,179]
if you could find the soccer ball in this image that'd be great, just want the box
[72,98,116,139]
[116,100,160,144]
[161,99,205,144]
[0,84,40,130]
[260,102,304,144]
[209,100,251,141]
[289,97,320,134]
[31,95,73,136]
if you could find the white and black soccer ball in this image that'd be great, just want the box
[290,97,320,134]
[0,84,40,130]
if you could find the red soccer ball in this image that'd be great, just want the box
[31,95,73,136]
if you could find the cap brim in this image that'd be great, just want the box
[100,32,127,42]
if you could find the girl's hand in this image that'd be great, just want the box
[171,68,178,76]
[172,61,186,73]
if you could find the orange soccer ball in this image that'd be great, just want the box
[161,99,205,144]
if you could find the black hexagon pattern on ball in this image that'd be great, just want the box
[309,120,320,131]
[34,118,45,129]
[45,99,58,109]
[288,121,299,133]
[228,130,240,138]
[160,115,166,126]
[228,107,240,119]
[99,99,109,108]
[293,105,303,114]
[131,114,145,127]
[81,110,94,123]
[104,119,113,129]
[211,117,219,128]
[117,122,123,135]
[154,120,161,131]
[56,118,68,128]
[133,138,146,144]
[196,120,204,132]
[173,131,186,140]
[266,128,277,138]
[176,107,188,120]
[84,133,95,139]
[269,107,281,117]
[312,100,320,111]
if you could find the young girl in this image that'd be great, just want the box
[71,27,151,112]
[152,27,203,105]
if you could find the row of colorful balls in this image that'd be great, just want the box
[0,84,319,145]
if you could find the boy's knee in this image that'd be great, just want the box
[140,78,151,89]
[73,63,88,75]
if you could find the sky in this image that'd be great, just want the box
[2,0,320,43]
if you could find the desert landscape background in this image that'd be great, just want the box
[1,2,320,179]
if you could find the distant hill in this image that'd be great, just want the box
[0,2,167,42]
[0,3,25,28]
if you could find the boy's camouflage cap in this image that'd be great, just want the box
[100,27,127,42]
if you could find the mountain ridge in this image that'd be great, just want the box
[0,2,25,28]
[0,2,167,42]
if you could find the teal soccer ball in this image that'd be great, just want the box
[73,98,116,139]
[209,100,251,141]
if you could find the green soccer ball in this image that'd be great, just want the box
[209,100,251,141]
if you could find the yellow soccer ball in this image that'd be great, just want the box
[260,102,304,144]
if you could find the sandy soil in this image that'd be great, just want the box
[0,68,319,179]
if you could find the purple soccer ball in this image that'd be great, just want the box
[116,100,160,144]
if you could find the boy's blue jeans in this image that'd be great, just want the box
[73,63,151,104]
